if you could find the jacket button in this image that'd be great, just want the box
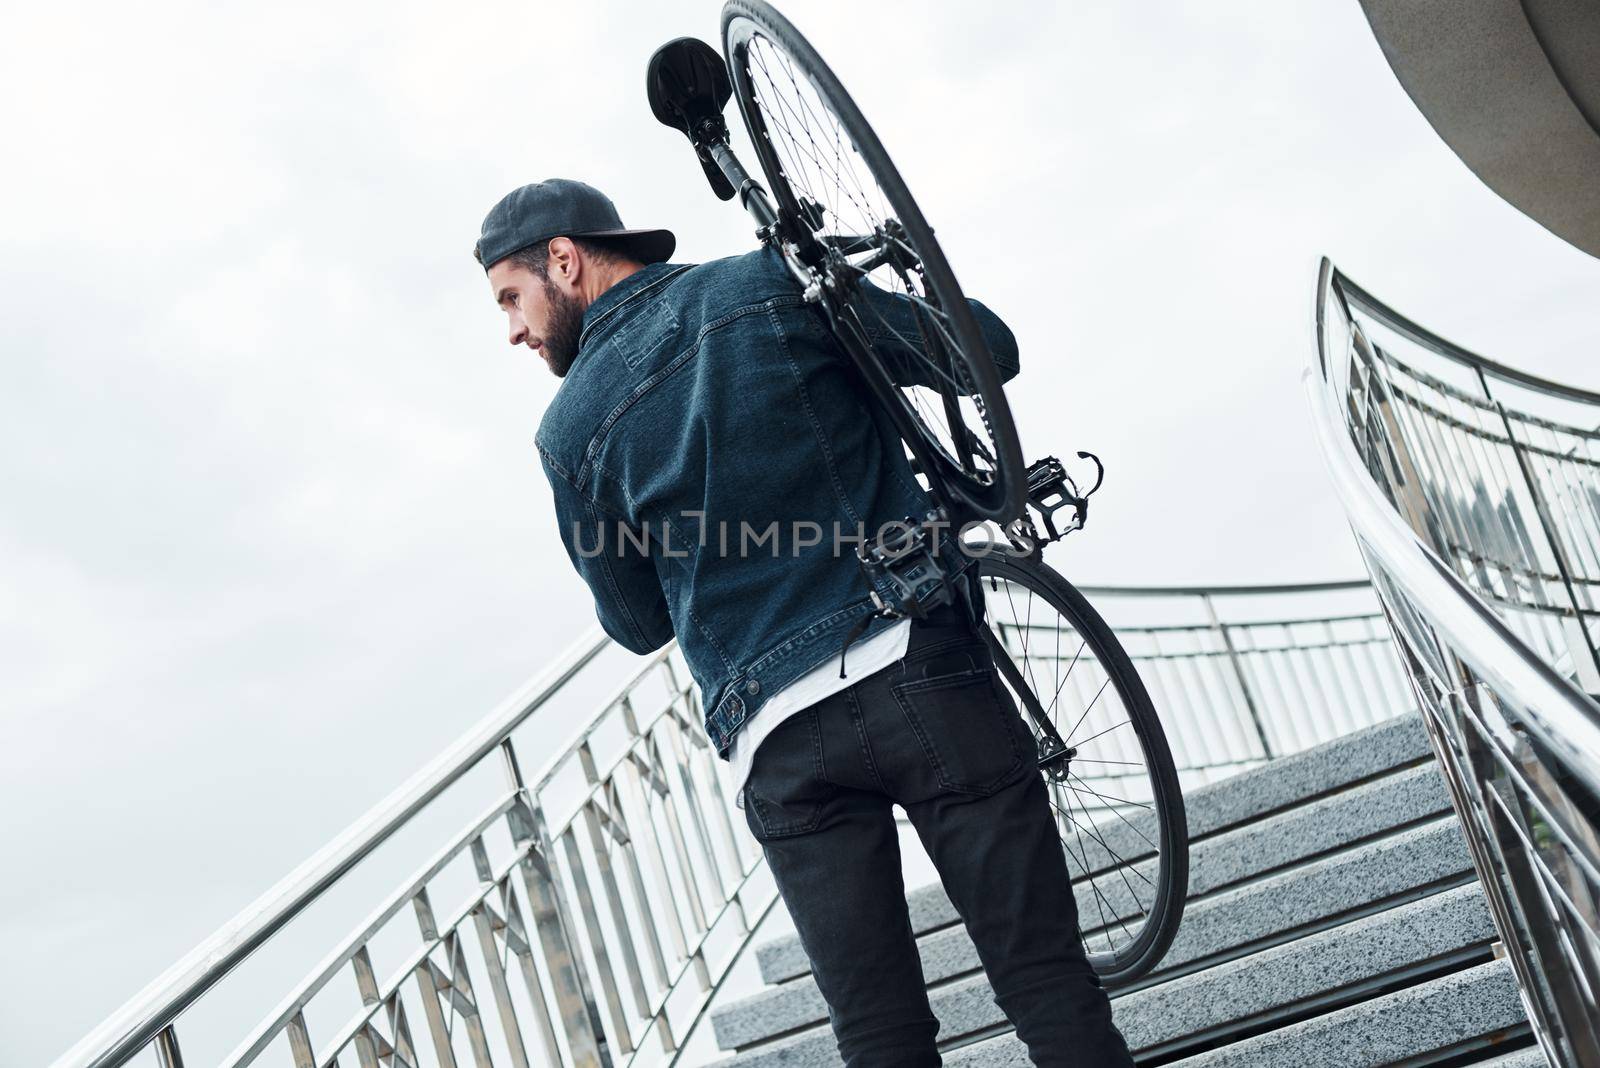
[745,679,761,695]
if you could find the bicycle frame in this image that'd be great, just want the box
[648,41,1082,777]
[718,135,1081,774]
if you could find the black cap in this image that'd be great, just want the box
[474,179,676,269]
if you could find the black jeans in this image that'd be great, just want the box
[740,602,1133,1066]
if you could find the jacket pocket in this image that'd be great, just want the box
[743,708,833,840]
[892,657,1029,796]
[609,301,680,370]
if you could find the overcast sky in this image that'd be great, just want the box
[5,2,1599,1064]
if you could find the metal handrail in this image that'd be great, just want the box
[50,617,793,1068]
[50,575,1414,1068]
[1306,354,1600,793]
[1078,579,1373,597]
[1331,272,1600,406]
[1310,258,1600,1068]
[49,629,611,1068]
[1064,580,1412,775]
[1319,262,1600,694]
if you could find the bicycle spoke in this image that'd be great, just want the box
[1051,609,1063,721]
[752,42,887,261]
[1050,638,1089,722]
[772,45,870,215]
[1000,578,1044,705]
[1068,775,1161,858]
[751,43,877,226]
[1056,791,1142,939]
[1069,778,1153,812]
[1054,794,1131,943]
[1063,677,1113,745]
[740,29,1010,503]
[972,556,1186,973]
[849,302,982,399]
[1064,786,1152,915]
[1073,716,1130,748]
[1013,582,1036,695]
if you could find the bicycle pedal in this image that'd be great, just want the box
[857,511,954,618]
[1023,455,1100,543]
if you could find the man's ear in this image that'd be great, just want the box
[547,236,579,289]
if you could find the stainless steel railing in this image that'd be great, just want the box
[1320,266,1600,695]
[51,576,1411,1068]
[1312,258,1600,1068]
[1074,581,1413,787]
[51,636,778,1068]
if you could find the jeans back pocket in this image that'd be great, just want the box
[891,661,1027,796]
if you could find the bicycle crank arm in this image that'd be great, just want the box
[980,625,1075,779]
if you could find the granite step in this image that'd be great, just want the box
[945,960,1526,1067]
[711,819,1475,1055]
[1071,761,1450,937]
[755,718,1438,987]
[750,763,1455,990]
[1161,959,1526,1068]
[941,884,1495,1064]
[1074,713,1431,875]
[710,882,1497,1066]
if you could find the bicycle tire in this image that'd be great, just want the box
[721,0,1027,524]
[976,552,1188,985]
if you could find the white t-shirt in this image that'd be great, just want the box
[731,619,912,809]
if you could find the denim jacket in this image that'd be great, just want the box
[535,243,1019,759]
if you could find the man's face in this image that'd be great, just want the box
[488,259,587,377]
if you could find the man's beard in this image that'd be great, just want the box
[541,280,586,377]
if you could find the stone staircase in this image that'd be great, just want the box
[706,715,1544,1066]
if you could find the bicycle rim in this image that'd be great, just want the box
[976,552,1188,984]
[721,0,1026,523]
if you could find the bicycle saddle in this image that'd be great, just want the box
[646,37,738,200]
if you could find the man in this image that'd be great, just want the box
[476,178,1132,1067]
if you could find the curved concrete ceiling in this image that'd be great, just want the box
[1361,0,1600,259]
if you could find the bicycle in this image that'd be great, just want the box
[646,1,1187,985]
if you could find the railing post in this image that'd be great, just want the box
[284,1013,317,1068]
[501,738,615,1068]
[152,1028,183,1068]
[1202,594,1275,760]
[466,846,534,1068]
[574,740,655,1032]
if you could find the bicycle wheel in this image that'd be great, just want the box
[976,552,1188,984]
[721,0,1026,524]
